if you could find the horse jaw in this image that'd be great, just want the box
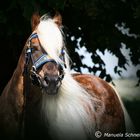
[41,72,96,140]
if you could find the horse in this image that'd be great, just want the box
[0,11,133,140]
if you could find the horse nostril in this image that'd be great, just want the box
[54,77,59,83]
[44,76,50,85]
[44,75,62,86]
[45,76,59,84]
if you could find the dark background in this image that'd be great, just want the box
[0,0,140,133]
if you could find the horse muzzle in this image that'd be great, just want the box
[41,75,62,95]
[30,70,63,95]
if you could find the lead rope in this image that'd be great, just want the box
[18,47,32,139]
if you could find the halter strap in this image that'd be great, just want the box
[27,32,66,71]
[29,32,38,40]
[32,54,53,70]
[28,33,50,71]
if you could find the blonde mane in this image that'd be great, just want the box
[36,16,96,140]
[36,16,70,70]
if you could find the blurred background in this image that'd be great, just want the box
[0,0,140,132]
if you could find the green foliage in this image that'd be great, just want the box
[63,0,140,83]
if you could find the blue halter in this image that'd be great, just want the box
[27,32,65,71]
[24,32,65,87]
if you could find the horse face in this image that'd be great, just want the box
[27,11,64,95]
[28,48,64,95]
[37,61,64,95]
[26,31,65,95]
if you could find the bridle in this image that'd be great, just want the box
[23,32,65,88]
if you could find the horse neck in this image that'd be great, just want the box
[11,47,25,84]
[1,46,26,100]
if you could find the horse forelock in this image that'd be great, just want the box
[41,72,96,140]
[36,16,70,71]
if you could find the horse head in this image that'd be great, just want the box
[24,11,67,95]
[28,47,64,95]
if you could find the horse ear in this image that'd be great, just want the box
[53,11,62,27]
[31,12,40,31]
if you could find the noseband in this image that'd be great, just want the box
[23,32,65,88]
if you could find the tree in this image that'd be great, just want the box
[61,0,140,83]
[0,0,140,93]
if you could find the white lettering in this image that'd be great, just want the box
[104,133,123,137]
